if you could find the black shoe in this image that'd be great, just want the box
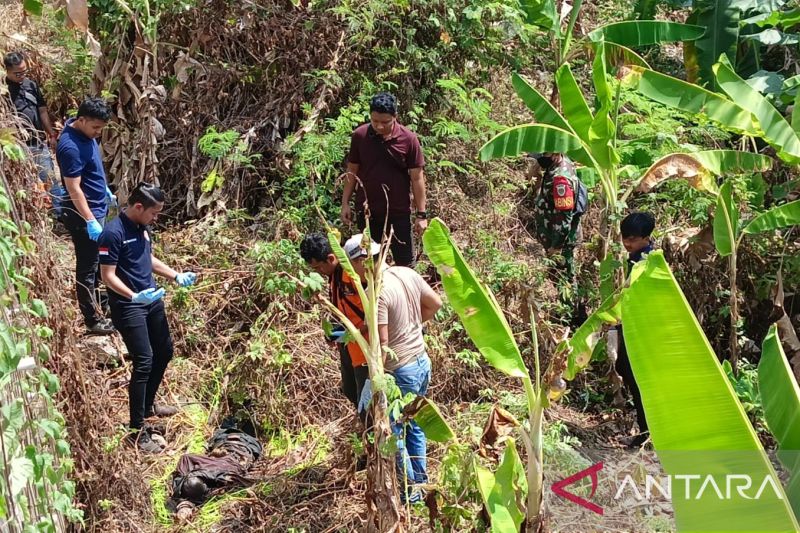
[127,429,163,454]
[86,318,115,335]
[625,432,650,449]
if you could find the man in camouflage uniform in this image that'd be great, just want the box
[527,153,583,277]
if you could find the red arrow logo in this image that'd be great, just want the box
[551,461,604,515]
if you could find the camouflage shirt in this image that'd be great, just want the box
[531,157,582,251]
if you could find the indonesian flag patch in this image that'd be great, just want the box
[99,247,109,256]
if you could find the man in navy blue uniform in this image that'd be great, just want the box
[56,97,117,334]
[99,183,197,453]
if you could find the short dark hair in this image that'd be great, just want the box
[300,232,332,263]
[370,92,397,115]
[77,97,112,122]
[3,52,24,69]
[128,182,165,208]
[621,211,655,239]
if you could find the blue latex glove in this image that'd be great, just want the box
[131,287,165,304]
[86,219,103,241]
[175,272,197,287]
[330,329,347,343]
[106,186,118,208]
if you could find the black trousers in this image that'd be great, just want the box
[62,210,105,326]
[614,327,648,434]
[110,297,174,430]
[356,212,414,267]
[339,344,369,410]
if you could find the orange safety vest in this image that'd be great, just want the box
[330,266,367,367]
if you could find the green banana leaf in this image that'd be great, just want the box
[474,439,527,533]
[588,21,705,46]
[478,124,593,168]
[422,219,527,378]
[623,66,757,135]
[742,200,800,234]
[713,180,738,257]
[565,292,622,380]
[404,396,455,443]
[622,252,799,532]
[759,324,800,517]
[592,41,612,109]
[714,56,800,164]
[555,64,593,144]
[519,0,559,33]
[511,73,571,132]
[691,150,773,176]
[741,29,800,46]
[684,0,740,91]
[792,88,800,133]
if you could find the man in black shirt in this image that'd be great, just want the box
[99,183,197,454]
[4,52,57,190]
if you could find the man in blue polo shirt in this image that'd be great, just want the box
[57,97,117,335]
[99,182,197,454]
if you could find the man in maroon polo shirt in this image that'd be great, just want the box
[341,92,427,267]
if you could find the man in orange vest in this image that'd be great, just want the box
[300,232,369,410]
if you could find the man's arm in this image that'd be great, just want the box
[100,264,136,299]
[151,255,180,282]
[410,167,427,234]
[420,286,442,323]
[63,177,95,221]
[341,162,359,224]
[378,323,389,348]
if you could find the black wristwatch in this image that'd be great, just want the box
[415,211,428,219]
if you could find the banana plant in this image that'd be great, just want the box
[759,324,800,517]
[424,217,560,532]
[480,20,705,287]
[622,251,800,531]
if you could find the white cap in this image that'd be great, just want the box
[343,234,381,259]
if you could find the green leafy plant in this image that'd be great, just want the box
[197,126,261,208]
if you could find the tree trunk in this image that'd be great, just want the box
[365,392,403,533]
[729,253,739,374]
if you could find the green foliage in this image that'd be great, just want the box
[723,360,761,418]
[251,239,308,298]
[198,126,261,195]
[0,185,82,527]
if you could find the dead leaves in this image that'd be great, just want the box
[479,406,519,459]
[636,153,715,194]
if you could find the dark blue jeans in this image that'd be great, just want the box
[360,352,431,489]
[110,297,174,429]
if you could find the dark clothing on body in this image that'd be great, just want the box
[62,210,106,326]
[356,210,415,267]
[98,211,174,430]
[56,118,109,220]
[339,343,369,410]
[6,78,46,145]
[348,122,424,216]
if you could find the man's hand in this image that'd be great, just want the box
[131,287,165,304]
[175,272,197,287]
[341,203,353,225]
[105,186,118,208]
[86,219,103,241]
[414,217,428,236]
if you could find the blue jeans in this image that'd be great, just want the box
[359,352,431,489]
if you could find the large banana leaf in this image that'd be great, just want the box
[691,149,773,176]
[742,199,800,234]
[478,124,593,168]
[404,397,455,443]
[714,56,800,164]
[601,41,651,69]
[759,324,800,517]
[622,66,757,135]
[519,0,559,33]
[684,0,740,91]
[510,73,571,132]
[713,180,738,257]
[588,21,705,46]
[622,252,799,532]
[555,64,593,144]
[422,219,527,378]
[474,439,527,533]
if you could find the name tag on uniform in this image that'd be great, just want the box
[123,238,137,244]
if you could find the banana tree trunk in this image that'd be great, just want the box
[365,395,403,532]
[728,252,740,374]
